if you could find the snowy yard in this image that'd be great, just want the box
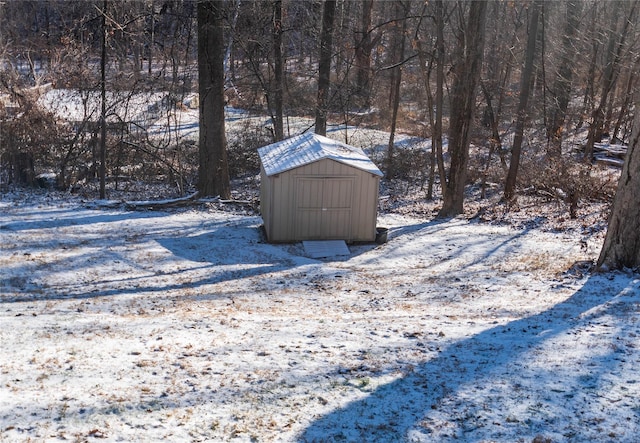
[1,193,639,442]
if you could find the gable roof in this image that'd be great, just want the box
[258,132,383,177]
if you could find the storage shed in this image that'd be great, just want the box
[258,132,383,243]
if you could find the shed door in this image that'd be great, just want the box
[295,177,354,240]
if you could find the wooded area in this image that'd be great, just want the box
[0,0,638,221]
[3,3,640,438]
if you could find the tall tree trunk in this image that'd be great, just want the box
[480,81,505,198]
[385,1,407,179]
[148,1,154,75]
[437,0,487,218]
[597,97,640,271]
[433,0,446,201]
[99,0,107,200]
[611,63,637,143]
[504,0,542,202]
[315,0,336,136]
[546,0,580,157]
[272,0,284,141]
[223,0,240,77]
[580,4,599,128]
[585,1,635,159]
[354,0,373,108]
[197,0,230,199]
[415,0,444,200]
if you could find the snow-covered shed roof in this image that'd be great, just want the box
[258,132,383,177]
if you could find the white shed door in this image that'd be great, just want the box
[295,177,354,240]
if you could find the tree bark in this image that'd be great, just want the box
[597,98,640,271]
[385,1,407,179]
[315,0,336,136]
[272,0,284,141]
[197,0,231,199]
[503,0,541,202]
[437,0,487,218]
[611,64,637,143]
[99,0,107,200]
[415,0,445,200]
[354,0,373,108]
[546,0,580,157]
[433,0,446,200]
[585,1,636,159]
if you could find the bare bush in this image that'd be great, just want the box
[226,120,273,179]
[517,156,618,218]
[0,94,61,188]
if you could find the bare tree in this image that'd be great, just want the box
[272,0,284,141]
[353,0,374,108]
[197,0,230,198]
[385,1,408,179]
[585,1,637,159]
[415,0,448,201]
[315,0,336,136]
[546,0,580,157]
[432,0,447,200]
[437,0,487,218]
[99,0,108,199]
[478,1,521,198]
[503,0,542,202]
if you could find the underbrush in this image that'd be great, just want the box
[1,106,620,247]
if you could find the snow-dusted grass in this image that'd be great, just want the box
[1,193,639,442]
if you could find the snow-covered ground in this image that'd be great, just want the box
[1,191,638,442]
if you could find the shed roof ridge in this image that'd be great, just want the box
[258,132,383,177]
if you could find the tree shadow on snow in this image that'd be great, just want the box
[300,272,640,442]
[156,225,312,267]
[0,206,168,233]
[1,214,530,303]
[1,224,319,303]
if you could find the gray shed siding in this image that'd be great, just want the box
[261,158,379,242]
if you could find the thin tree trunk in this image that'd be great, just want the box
[581,5,598,126]
[385,1,406,179]
[223,0,240,76]
[585,1,635,159]
[148,1,154,75]
[99,0,107,200]
[433,0,446,201]
[546,0,580,157]
[315,0,336,136]
[480,81,503,198]
[414,1,441,200]
[612,63,637,143]
[504,0,542,202]
[272,0,284,141]
[354,0,373,108]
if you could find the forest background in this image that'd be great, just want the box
[0,0,637,227]
[3,3,640,440]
